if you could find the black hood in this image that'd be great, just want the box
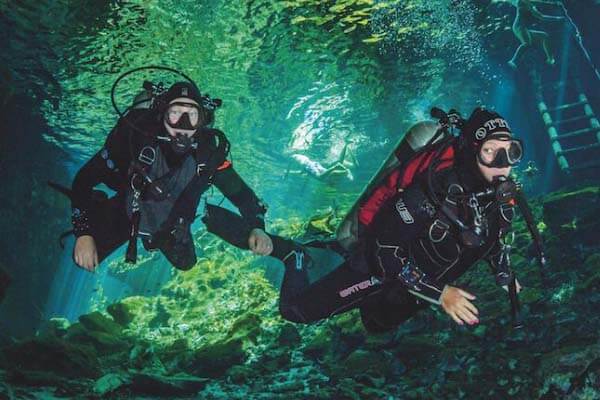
[456,107,513,191]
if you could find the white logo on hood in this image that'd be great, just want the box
[476,118,511,140]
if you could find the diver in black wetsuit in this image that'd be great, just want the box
[68,81,272,272]
[508,0,564,68]
[252,108,527,332]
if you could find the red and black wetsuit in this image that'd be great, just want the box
[70,108,266,269]
[274,144,517,332]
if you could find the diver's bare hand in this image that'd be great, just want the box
[440,285,479,326]
[248,228,273,255]
[74,235,99,272]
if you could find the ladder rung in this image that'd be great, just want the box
[556,115,592,125]
[556,127,600,139]
[559,142,600,155]
[549,100,586,112]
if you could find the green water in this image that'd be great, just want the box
[3,0,500,220]
[3,1,600,399]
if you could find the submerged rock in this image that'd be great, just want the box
[65,321,130,356]
[543,186,600,247]
[538,344,600,397]
[79,311,123,335]
[129,372,209,396]
[229,312,262,343]
[277,323,301,347]
[303,326,335,358]
[93,372,131,396]
[183,338,246,377]
[226,364,257,384]
[107,296,148,326]
[328,348,400,380]
[37,317,70,338]
[2,337,101,379]
[92,371,209,397]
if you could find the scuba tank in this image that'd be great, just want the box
[336,118,448,250]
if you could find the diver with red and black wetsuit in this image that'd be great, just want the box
[243,107,532,332]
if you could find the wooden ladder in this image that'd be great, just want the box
[537,79,600,173]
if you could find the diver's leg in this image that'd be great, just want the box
[509,20,531,68]
[158,224,196,271]
[272,241,383,323]
[359,286,427,333]
[508,44,528,68]
[530,30,555,64]
[88,196,131,264]
[321,163,351,181]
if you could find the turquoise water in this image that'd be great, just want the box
[1,1,600,398]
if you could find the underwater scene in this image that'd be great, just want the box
[1,0,600,398]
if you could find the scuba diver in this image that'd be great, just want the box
[288,141,357,182]
[205,107,545,332]
[57,76,272,272]
[508,0,565,69]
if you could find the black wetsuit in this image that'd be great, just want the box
[70,108,266,270]
[274,155,516,332]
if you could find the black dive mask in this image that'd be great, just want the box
[164,101,202,130]
[477,137,523,168]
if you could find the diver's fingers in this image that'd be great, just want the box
[455,309,472,324]
[84,254,94,271]
[449,312,464,325]
[260,238,271,254]
[457,308,478,324]
[462,299,479,316]
[255,238,272,255]
[257,243,266,254]
[80,255,89,271]
[93,251,99,268]
[458,288,476,300]
[248,235,258,251]
[265,240,273,255]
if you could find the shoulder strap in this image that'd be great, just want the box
[194,128,231,176]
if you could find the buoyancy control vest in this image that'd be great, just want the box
[124,127,230,263]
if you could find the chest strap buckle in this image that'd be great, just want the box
[138,146,156,166]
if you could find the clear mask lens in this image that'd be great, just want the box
[479,139,523,167]
[166,102,200,129]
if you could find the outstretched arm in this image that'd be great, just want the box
[71,126,130,237]
[212,164,267,230]
[70,115,134,270]
[530,4,564,21]
[212,163,271,254]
